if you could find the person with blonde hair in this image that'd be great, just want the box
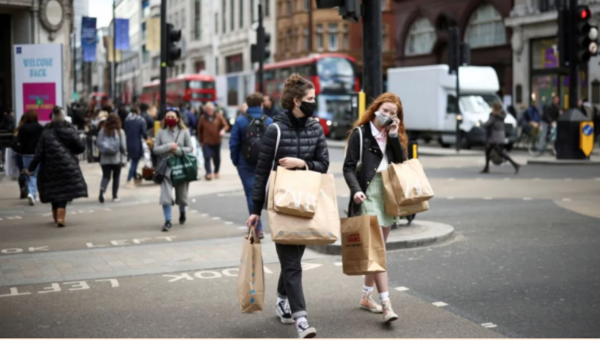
[154,108,193,231]
[343,92,408,323]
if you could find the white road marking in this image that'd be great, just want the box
[432,301,448,307]
[481,323,497,328]
[0,287,31,297]
[224,222,234,225]
[562,198,572,202]
[6,216,22,220]
[503,178,511,181]
[483,197,493,200]
[190,210,198,213]
[523,197,533,201]
[446,196,455,200]
[334,262,342,266]
[448,178,455,181]
[476,178,482,181]
[163,273,194,282]
[192,199,196,203]
[532,177,541,181]
[201,213,209,217]
[238,226,247,230]
[301,263,322,271]
[212,217,221,220]
[394,287,410,292]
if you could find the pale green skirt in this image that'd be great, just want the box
[359,173,400,227]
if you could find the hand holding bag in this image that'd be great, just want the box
[169,153,198,185]
[273,166,322,218]
[238,229,265,313]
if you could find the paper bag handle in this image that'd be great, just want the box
[344,127,363,168]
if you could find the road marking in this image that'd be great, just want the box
[394,287,410,292]
[224,221,234,225]
[301,263,323,271]
[532,177,541,181]
[562,198,572,202]
[481,323,497,328]
[164,273,194,282]
[448,178,455,182]
[483,197,493,200]
[476,178,482,181]
[212,217,221,220]
[238,226,247,230]
[0,246,49,254]
[0,287,31,297]
[190,210,198,213]
[523,197,533,201]
[201,213,209,217]
[217,193,225,197]
[503,178,511,181]
[446,196,455,200]
[432,301,448,307]
[334,262,342,266]
[595,178,600,181]
[6,216,22,220]
[165,267,274,283]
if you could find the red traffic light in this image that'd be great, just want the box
[581,8,590,19]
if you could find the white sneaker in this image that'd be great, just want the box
[112,197,121,202]
[360,292,383,313]
[382,300,399,323]
[296,319,317,338]
[275,300,294,324]
[27,194,35,206]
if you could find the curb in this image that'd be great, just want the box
[307,220,455,255]
[527,159,600,165]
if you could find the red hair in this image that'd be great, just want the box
[350,92,408,154]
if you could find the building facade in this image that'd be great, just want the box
[274,0,397,79]
[0,0,74,112]
[393,0,513,97]
[506,0,600,110]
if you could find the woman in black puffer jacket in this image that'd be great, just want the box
[27,106,88,227]
[247,74,329,339]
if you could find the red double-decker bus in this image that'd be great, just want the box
[140,74,216,109]
[257,53,359,136]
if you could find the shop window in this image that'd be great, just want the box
[532,38,560,70]
[465,4,507,48]
[404,17,436,56]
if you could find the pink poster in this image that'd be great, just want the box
[22,83,56,122]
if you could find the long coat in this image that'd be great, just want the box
[482,111,507,145]
[153,127,193,206]
[27,121,88,203]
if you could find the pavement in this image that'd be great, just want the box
[1,144,600,337]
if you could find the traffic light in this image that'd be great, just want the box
[166,23,181,67]
[251,26,271,63]
[448,26,460,74]
[575,6,598,64]
[316,0,361,22]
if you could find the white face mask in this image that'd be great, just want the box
[374,111,393,127]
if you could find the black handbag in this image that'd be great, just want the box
[10,135,22,153]
[153,156,168,184]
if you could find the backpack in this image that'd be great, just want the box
[98,130,121,155]
[241,114,268,165]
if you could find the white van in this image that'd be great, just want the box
[387,65,518,148]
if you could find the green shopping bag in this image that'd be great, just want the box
[169,153,198,185]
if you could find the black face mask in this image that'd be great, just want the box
[299,101,317,118]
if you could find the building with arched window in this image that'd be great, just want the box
[393,0,513,99]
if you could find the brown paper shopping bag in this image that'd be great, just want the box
[382,169,429,216]
[268,172,340,245]
[388,159,434,206]
[341,215,387,276]
[237,230,265,313]
[273,166,322,218]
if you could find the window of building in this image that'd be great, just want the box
[230,0,234,31]
[215,12,219,34]
[287,0,292,16]
[194,0,201,40]
[142,45,149,63]
[225,53,243,73]
[222,0,226,33]
[465,4,507,48]
[328,23,339,51]
[304,27,309,50]
[181,64,186,74]
[239,0,243,28]
[304,0,309,11]
[316,24,323,51]
[404,17,436,56]
[215,56,219,74]
[287,29,292,51]
[342,24,348,50]
[265,0,270,16]
[296,28,301,52]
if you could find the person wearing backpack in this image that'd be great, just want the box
[229,92,273,240]
[97,113,127,203]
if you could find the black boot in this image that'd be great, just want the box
[514,164,520,174]
[179,212,186,225]
[99,189,105,204]
[162,221,172,232]
[480,168,490,174]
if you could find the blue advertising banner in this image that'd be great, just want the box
[115,19,130,50]
[81,17,97,62]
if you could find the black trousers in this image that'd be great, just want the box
[101,164,122,198]
[202,143,221,174]
[276,243,307,319]
[51,201,67,210]
[484,144,517,169]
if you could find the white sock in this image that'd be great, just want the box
[363,285,374,294]
[380,291,390,302]
[277,297,287,305]
[296,316,308,327]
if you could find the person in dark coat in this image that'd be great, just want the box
[343,92,406,324]
[18,110,44,205]
[481,102,520,174]
[263,95,281,117]
[26,106,88,227]
[139,103,155,131]
[123,108,148,188]
[247,74,328,339]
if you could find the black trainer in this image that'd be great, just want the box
[275,300,294,324]
[179,212,186,225]
[162,221,172,232]
[296,319,317,338]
